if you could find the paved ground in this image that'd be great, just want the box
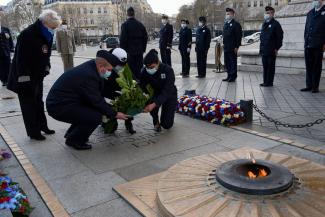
[0,49,324,216]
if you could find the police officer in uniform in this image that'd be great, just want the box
[259,6,283,87]
[140,49,177,132]
[222,8,242,82]
[7,10,61,140]
[46,50,129,150]
[179,19,192,78]
[159,14,173,66]
[195,16,211,78]
[301,0,325,93]
[120,7,148,80]
[0,19,14,86]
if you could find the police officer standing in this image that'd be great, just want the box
[301,0,325,93]
[46,50,129,150]
[159,14,173,66]
[179,19,192,78]
[7,10,61,140]
[260,6,283,87]
[195,16,211,78]
[140,49,177,132]
[120,7,148,80]
[56,19,76,72]
[0,18,14,86]
[222,8,242,82]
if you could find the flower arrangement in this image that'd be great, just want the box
[177,95,245,125]
[102,64,153,134]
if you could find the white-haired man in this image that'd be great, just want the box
[7,9,61,140]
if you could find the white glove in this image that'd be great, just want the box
[187,48,191,53]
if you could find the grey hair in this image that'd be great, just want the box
[39,9,61,27]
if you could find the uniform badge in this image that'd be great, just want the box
[42,45,49,54]
[269,25,272,28]
[161,73,166,79]
[230,23,232,27]
[5,33,10,39]
[203,30,206,33]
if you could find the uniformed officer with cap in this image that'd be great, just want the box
[140,49,177,132]
[159,14,173,66]
[222,8,242,82]
[0,17,14,86]
[195,16,211,78]
[259,6,283,87]
[46,50,129,150]
[179,19,192,77]
[301,0,325,93]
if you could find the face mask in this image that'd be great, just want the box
[264,14,271,22]
[199,22,203,27]
[146,67,157,75]
[225,15,232,22]
[47,27,55,35]
[181,24,187,28]
[114,65,124,73]
[61,25,68,29]
[162,19,167,25]
[312,0,321,8]
[101,70,112,79]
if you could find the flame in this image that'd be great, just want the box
[259,169,268,177]
[248,171,257,179]
[247,168,268,179]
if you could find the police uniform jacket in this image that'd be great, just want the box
[120,18,148,55]
[304,5,325,49]
[195,25,211,52]
[159,23,173,50]
[260,18,283,56]
[0,26,14,57]
[140,63,177,107]
[7,19,52,93]
[46,60,117,119]
[179,27,192,51]
[222,19,242,52]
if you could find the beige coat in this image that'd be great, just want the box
[56,29,76,54]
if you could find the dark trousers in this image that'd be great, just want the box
[48,104,102,143]
[150,97,177,129]
[196,50,207,77]
[18,80,48,136]
[262,55,276,85]
[180,50,190,75]
[224,51,238,80]
[305,47,323,89]
[128,54,143,80]
[0,56,11,84]
[160,48,172,66]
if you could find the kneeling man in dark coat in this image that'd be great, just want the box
[46,50,129,150]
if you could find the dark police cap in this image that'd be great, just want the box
[127,7,134,13]
[181,19,189,24]
[162,14,169,19]
[144,49,159,66]
[199,16,206,23]
[265,6,275,12]
[96,50,120,67]
[226,8,235,13]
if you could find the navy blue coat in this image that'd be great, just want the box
[304,6,325,49]
[195,25,211,52]
[260,18,283,56]
[178,27,192,51]
[140,63,177,107]
[0,26,14,57]
[222,19,242,52]
[46,60,117,119]
[159,23,173,49]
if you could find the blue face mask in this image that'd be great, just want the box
[146,68,157,75]
[101,70,112,79]
[47,28,55,35]
[114,66,124,74]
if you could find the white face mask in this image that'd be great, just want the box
[312,0,321,8]
[114,65,124,74]
[146,67,157,75]
[61,25,68,29]
[264,14,271,22]
[162,19,168,25]
[225,14,232,21]
[198,22,204,27]
[181,23,187,28]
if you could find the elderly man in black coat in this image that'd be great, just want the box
[120,7,148,80]
[301,0,325,93]
[46,50,129,150]
[7,9,61,141]
[260,6,283,87]
[0,18,14,86]
[159,14,173,66]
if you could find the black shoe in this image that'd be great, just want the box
[300,87,312,92]
[222,78,230,82]
[2,82,7,86]
[312,88,319,93]
[125,119,136,135]
[154,124,162,132]
[228,79,237,82]
[65,140,92,150]
[30,134,46,141]
[260,83,273,87]
[41,128,55,135]
[182,74,189,78]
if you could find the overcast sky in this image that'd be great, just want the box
[0,0,195,16]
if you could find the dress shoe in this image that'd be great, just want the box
[195,75,205,78]
[182,74,189,78]
[65,140,92,150]
[222,78,230,82]
[2,82,7,86]
[311,88,319,93]
[300,87,312,92]
[260,83,273,87]
[41,128,55,135]
[228,79,237,82]
[30,134,46,141]
[154,124,162,132]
